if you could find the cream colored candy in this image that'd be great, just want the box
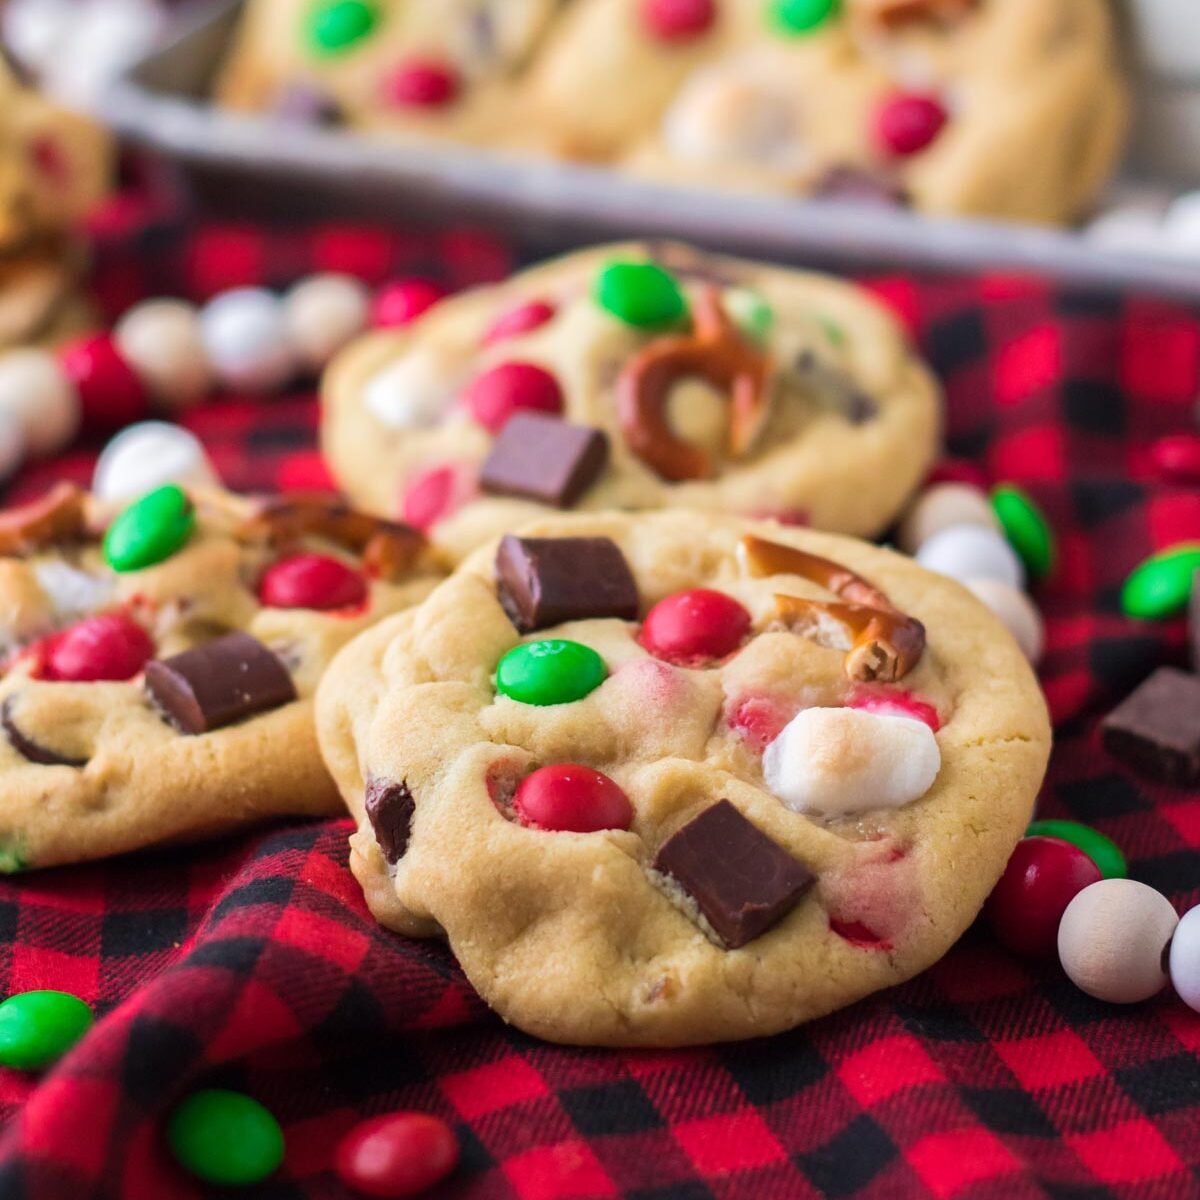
[964,578,1044,664]
[115,299,213,410]
[200,288,296,393]
[898,483,999,555]
[284,274,370,371]
[0,407,24,484]
[363,349,456,430]
[92,422,219,503]
[0,348,80,457]
[1168,904,1200,1013]
[916,524,1025,589]
[1057,879,1178,1004]
[762,706,940,817]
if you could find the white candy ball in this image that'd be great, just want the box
[115,299,212,411]
[284,274,370,371]
[1163,192,1200,256]
[762,707,940,817]
[1086,203,1169,257]
[964,578,1045,664]
[0,407,25,484]
[1169,904,1200,1013]
[1058,879,1178,1004]
[898,482,998,555]
[916,524,1025,589]
[364,349,454,430]
[92,422,219,503]
[200,288,296,393]
[0,348,80,458]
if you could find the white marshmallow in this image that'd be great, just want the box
[364,349,454,430]
[200,288,296,393]
[0,348,80,457]
[284,274,370,370]
[964,577,1045,664]
[92,422,218,503]
[898,482,998,555]
[115,299,212,411]
[33,560,114,621]
[1169,904,1200,1013]
[0,407,25,484]
[916,524,1025,589]
[762,707,940,817]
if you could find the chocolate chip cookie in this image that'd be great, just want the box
[317,510,1051,1046]
[322,242,940,562]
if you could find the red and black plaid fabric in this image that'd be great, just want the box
[1,195,1199,1200]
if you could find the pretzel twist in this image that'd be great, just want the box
[0,482,91,556]
[850,0,976,27]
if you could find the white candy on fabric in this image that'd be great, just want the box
[115,299,212,411]
[964,578,1045,664]
[898,483,998,555]
[92,422,218,503]
[284,274,370,370]
[762,706,940,817]
[0,348,80,457]
[200,288,297,393]
[1168,904,1200,1014]
[364,349,454,430]
[916,524,1025,589]
[1162,191,1200,257]
[1085,203,1169,257]
[1057,879,1178,1004]
[0,407,25,485]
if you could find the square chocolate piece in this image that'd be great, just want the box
[1101,667,1200,786]
[495,534,639,633]
[480,413,608,509]
[653,800,815,949]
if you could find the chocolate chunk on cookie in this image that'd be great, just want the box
[495,534,639,633]
[479,414,608,508]
[365,778,416,864]
[654,800,815,948]
[1,695,87,767]
[145,632,296,735]
[1101,668,1200,786]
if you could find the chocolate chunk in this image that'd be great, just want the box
[495,534,639,633]
[1191,572,1200,672]
[272,84,344,126]
[1101,667,1200,786]
[479,414,608,508]
[813,166,908,208]
[144,632,296,735]
[365,778,415,864]
[653,800,814,948]
[1,696,87,768]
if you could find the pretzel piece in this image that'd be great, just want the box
[0,482,90,556]
[850,0,977,27]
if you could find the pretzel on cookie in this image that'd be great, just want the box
[0,482,92,556]
[849,0,977,28]
[741,533,925,682]
[617,287,773,482]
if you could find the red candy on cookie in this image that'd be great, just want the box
[258,554,367,611]
[371,278,448,328]
[462,361,564,433]
[514,764,634,833]
[848,688,941,732]
[641,0,717,40]
[41,613,155,683]
[401,463,473,531]
[483,300,557,346]
[335,1112,459,1198]
[640,589,751,666]
[382,59,461,109]
[874,92,948,157]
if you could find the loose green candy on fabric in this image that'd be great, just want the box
[768,0,841,36]
[103,484,195,573]
[991,485,1055,579]
[1026,819,1127,880]
[496,639,607,706]
[594,262,688,328]
[309,0,378,54]
[168,1089,285,1187]
[0,990,93,1070]
[1121,543,1200,620]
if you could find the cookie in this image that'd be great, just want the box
[322,242,940,562]
[0,236,90,351]
[0,483,442,870]
[316,510,1051,1046]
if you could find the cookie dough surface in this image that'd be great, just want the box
[317,510,1051,1046]
[322,242,940,561]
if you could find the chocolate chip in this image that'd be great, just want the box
[144,632,296,735]
[272,84,344,126]
[365,778,415,864]
[653,800,814,949]
[479,414,609,508]
[1,696,87,768]
[1101,668,1200,786]
[813,166,908,208]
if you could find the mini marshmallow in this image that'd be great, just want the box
[762,706,940,817]
[0,348,80,457]
[916,524,1025,589]
[200,288,296,393]
[33,560,115,622]
[92,422,219,503]
[284,274,370,370]
[364,349,454,429]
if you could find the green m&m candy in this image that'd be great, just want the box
[168,1089,285,1187]
[1121,543,1200,620]
[1026,819,1126,880]
[103,484,195,573]
[724,288,774,342]
[595,262,688,328]
[496,640,607,706]
[768,0,840,36]
[0,990,93,1070]
[991,484,1055,579]
[308,0,379,55]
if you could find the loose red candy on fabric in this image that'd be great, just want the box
[258,554,367,611]
[640,589,751,666]
[874,92,948,157]
[1149,434,1200,484]
[335,1112,459,1198]
[482,300,557,346]
[401,463,472,531]
[514,764,634,833]
[42,614,154,682]
[641,0,717,40]
[382,59,461,108]
[371,278,448,328]
[462,361,564,433]
[985,836,1102,959]
[60,334,148,431]
[848,688,941,731]
[926,458,990,490]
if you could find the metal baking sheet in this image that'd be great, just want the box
[98,0,1200,300]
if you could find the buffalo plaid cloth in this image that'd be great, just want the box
[0,186,1199,1199]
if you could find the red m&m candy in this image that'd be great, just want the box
[371,278,448,328]
[335,1112,458,1198]
[483,300,556,346]
[258,554,367,611]
[60,334,148,432]
[985,836,1102,959]
[41,614,155,682]
[874,92,948,157]
[640,589,751,666]
[848,688,941,732]
[401,463,473,531]
[382,59,461,108]
[462,361,564,433]
[514,764,634,833]
[641,0,716,40]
